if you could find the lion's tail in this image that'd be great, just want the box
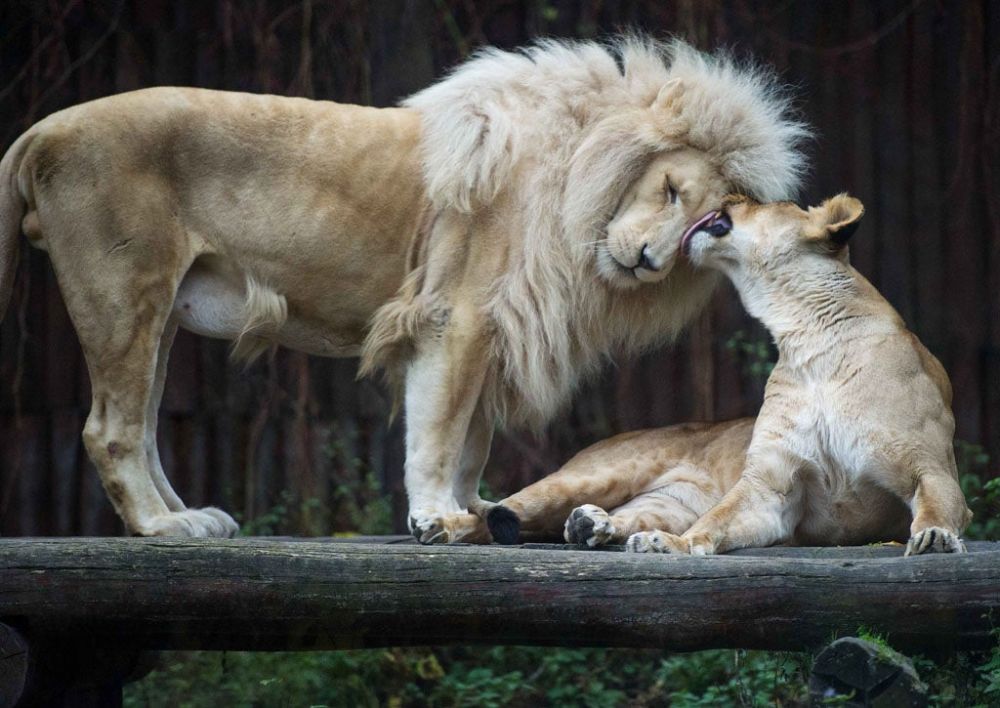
[0,133,30,322]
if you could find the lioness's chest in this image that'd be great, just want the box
[777,393,911,544]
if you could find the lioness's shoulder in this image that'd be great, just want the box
[904,332,953,406]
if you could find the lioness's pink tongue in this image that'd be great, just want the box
[681,211,721,256]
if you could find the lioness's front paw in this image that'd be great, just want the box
[409,509,451,544]
[625,530,689,554]
[564,504,617,547]
[905,527,967,556]
[139,507,239,538]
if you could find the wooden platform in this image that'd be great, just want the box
[2,537,998,653]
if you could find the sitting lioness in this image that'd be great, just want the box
[455,194,971,556]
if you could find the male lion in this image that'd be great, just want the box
[0,38,808,540]
[453,195,971,556]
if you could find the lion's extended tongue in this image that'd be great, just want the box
[681,211,721,256]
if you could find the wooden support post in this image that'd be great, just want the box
[0,623,28,706]
[0,621,151,707]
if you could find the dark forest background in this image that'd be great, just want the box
[0,0,997,536]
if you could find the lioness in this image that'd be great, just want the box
[0,38,808,540]
[455,195,972,555]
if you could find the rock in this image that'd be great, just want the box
[810,636,928,707]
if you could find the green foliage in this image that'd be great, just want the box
[956,441,999,541]
[234,424,395,538]
[724,329,776,387]
[126,635,1000,707]
[236,490,294,537]
[334,470,393,536]
[854,626,895,662]
[125,647,815,707]
[324,423,395,536]
[912,647,1000,706]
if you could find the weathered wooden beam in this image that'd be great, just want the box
[0,539,997,653]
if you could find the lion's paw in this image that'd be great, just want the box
[905,527,967,556]
[139,507,239,538]
[625,530,689,554]
[564,505,617,547]
[409,509,452,544]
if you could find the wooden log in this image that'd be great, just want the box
[0,539,997,653]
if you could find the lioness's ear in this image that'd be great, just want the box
[813,193,864,248]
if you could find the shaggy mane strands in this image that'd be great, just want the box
[368,35,811,428]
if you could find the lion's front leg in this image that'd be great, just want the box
[904,465,971,556]
[404,308,490,544]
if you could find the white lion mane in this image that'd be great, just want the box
[362,35,810,428]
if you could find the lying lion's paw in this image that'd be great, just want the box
[140,507,239,538]
[905,527,967,556]
[564,505,617,547]
[625,530,689,554]
[409,509,451,544]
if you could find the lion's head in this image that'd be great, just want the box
[388,35,812,425]
[587,144,728,289]
[558,39,811,291]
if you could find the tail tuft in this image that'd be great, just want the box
[487,505,521,545]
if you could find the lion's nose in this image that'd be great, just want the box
[636,245,658,271]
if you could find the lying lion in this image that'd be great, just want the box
[454,195,972,555]
[0,37,809,540]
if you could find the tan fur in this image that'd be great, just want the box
[635,195,971,555]
[0,88,426,537]
[455,197,971,556]
[439,419,754,545]
[0,37,809,539]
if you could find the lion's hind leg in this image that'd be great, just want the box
[145,319,185,512]
[42,204,237,537]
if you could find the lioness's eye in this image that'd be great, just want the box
[666,182,679,205]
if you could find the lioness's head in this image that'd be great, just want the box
[683,193,866,278]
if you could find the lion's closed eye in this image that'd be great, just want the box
[665,178,679,205]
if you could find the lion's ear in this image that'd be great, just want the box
[810,194,864,248]
[651,79,689,137]
[652,78,686,112]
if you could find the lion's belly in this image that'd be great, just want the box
[174,259,366,358]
